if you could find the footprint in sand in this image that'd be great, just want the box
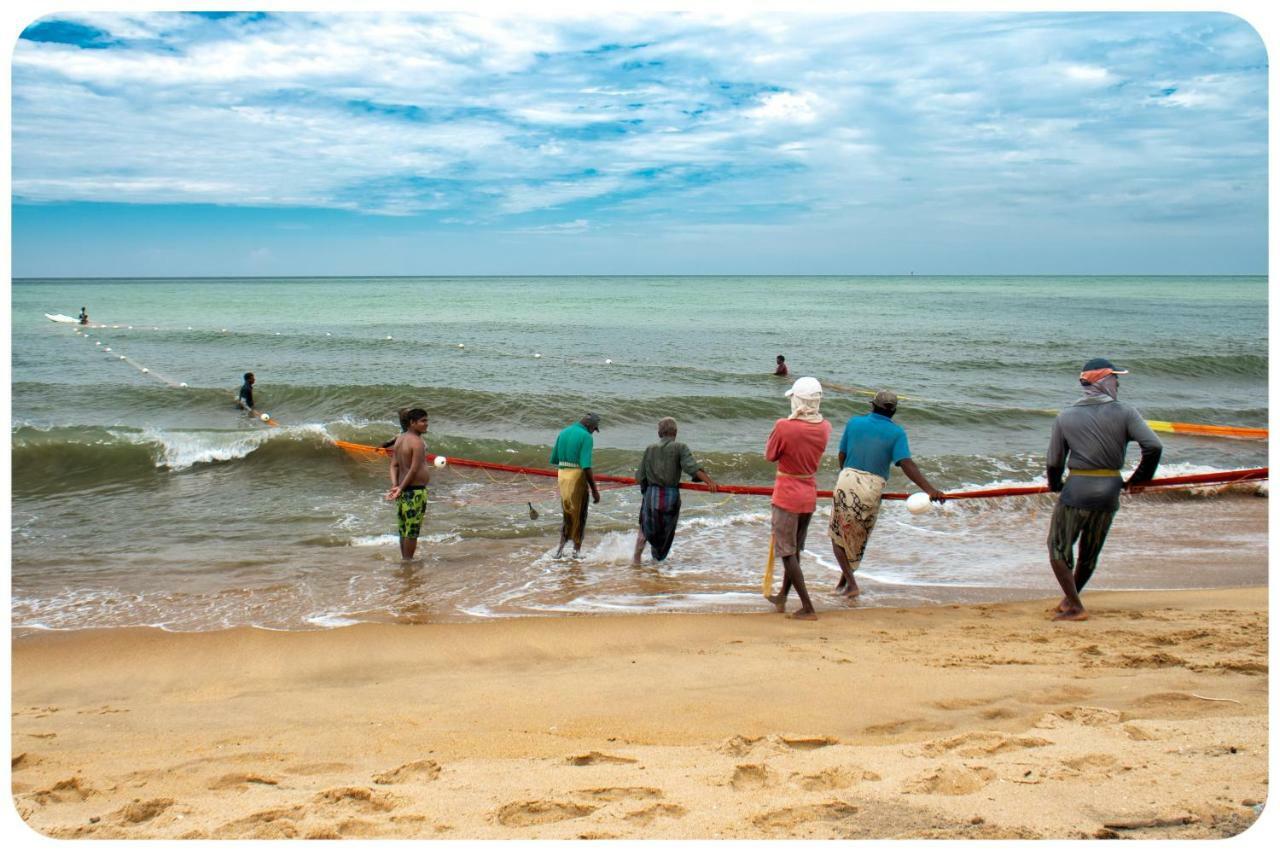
[928,697,998,711]
[1049,753,1123,780]
[111,798,175,825]
[1019,685,1093,705]
[373,759,441,784]
[624,803,687,823]
[495,800,597,827]
[751,800,860,831]
[717,735,766,756]
[207,772,280,791]
[565,751,638,766]
[793,766,880,790]
[1034,706,1122,729]
[216,805,306,839]
[1117,652,1189,669]
[1123,723,1158,741]
[902,765,996,796]
[729,764,774,790]
[11,752,40,771]
[313,786,401,814]
[917,732,1052,758]
[778,734,839,750]
[572,786,663,802]
[1122,692,1240,721]
[862,718,953,736]
[32,776,96,805]
[284,761,353,776]
[978,707,1019,720]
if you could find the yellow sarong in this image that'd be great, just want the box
[557,467,589,548]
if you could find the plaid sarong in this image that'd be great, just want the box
[639,485,682,561]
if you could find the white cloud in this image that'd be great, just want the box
[744,91,818,124]
[1063,64,1110,83]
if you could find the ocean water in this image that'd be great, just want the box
[9,276,1269,631]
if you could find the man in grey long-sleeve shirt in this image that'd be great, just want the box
[632,417,718,564]
[1046,357,1162,621]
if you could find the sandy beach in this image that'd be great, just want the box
[10,587,1268,840]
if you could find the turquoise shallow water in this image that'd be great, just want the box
[9,276,1269,630]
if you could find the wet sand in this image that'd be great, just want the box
[10,587,1268,839]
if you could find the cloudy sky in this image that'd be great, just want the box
[9,9,1269,276]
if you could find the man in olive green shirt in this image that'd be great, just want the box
[632,417,718,564]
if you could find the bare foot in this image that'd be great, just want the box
[1053,608,1089,622]
[766,594,786,613]
[787,610,818,621]
[842,587,861,599]
[1055,597,1070,613]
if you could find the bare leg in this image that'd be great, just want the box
[782,554,816,619]
[555,512,570,559]
[400,536,418,560]
[767,557,790,613]
[831,541,860,597]
[1050,557,1087,621]
[632,528,646,566]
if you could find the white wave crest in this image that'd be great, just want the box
[130,423,335,470]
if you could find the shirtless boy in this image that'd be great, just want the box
[385,408,432,559]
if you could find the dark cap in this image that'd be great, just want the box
[582,412,601,431]
[872,389,899,410]
[1081,357,1128,375]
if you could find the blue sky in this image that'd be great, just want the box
[9,10,1269,276]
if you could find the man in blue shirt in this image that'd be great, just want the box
[549,413,602,559]
[828,390,945,598]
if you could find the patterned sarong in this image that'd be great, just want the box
[639,485,682,561]
[558,467,590,548]
[827,467,885,567]
[1047,501,1115,587]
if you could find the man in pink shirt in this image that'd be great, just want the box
[764,376,832,620]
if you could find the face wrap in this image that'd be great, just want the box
[788,391,824,423]
[1080,371,1119,401]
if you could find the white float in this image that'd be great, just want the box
[433,456,448,468]
[906,492,932,515]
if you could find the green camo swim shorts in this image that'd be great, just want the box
[397,486,428,539]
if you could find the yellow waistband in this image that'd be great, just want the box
[1068,468,1121,477]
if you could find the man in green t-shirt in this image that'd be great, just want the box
[549,413,602,558]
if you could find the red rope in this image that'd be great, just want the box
[333,441,1266,501]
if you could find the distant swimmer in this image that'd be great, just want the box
[774,354,788,377]
[78,306,89,325]
[764,377,831,620]
[236,372,256,413]
[1046,358,1162,622]
[632,417,719,565]
[386,408,432,560]
[829,390,945,599]
[550,413,601,559]
[380,407,412,451]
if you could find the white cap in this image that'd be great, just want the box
[785,376,823,398]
